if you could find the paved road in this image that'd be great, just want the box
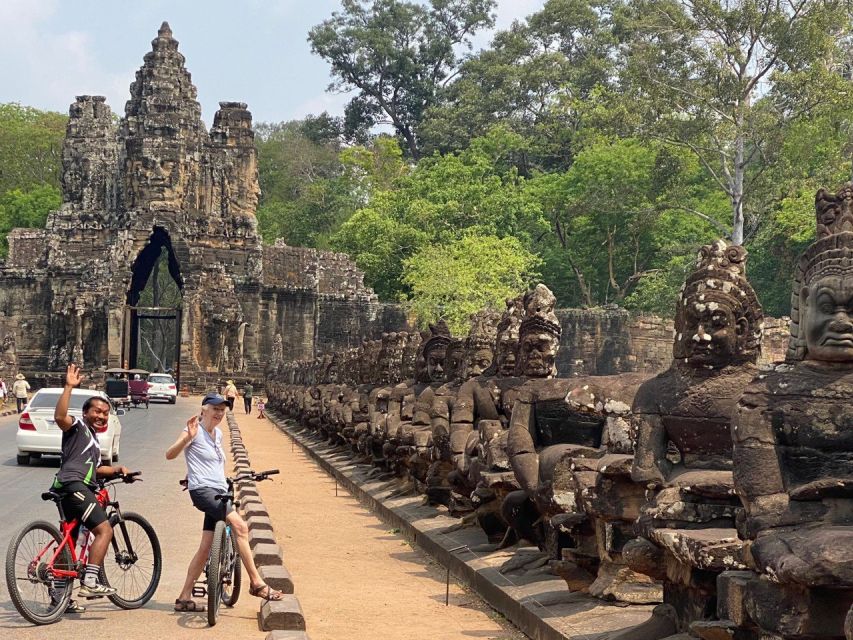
[0,396,263,638]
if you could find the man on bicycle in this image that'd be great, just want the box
[52,364,130,606]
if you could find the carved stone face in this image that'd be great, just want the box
[326,361,339,384]
[425,345,447,382]
[128,153,185,210]
[444,342,465,381]
[518,332,557,378]
[465,346,494,378]
[678,296,745,367]
[495,333,518,377]
[803,275,853,362]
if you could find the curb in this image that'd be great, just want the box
[225,411,311,637]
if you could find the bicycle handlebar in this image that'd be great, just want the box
[231,468,279,483]
[99,471,142,487]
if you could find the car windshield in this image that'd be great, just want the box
[149,375,174,384]
[28,392,100,411]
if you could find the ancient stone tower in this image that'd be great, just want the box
[0,23,401,387]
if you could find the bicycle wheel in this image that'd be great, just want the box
[207,520,226,626]
[221,527,242,607]
[5,520,73,625]
[100,512,162,609]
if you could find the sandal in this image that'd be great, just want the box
[174,599,206,612]
[249,584,284,601]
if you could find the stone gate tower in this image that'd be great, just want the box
[0,23,402,387]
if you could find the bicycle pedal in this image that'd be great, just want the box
[191,586,206,598]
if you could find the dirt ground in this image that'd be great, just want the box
[233,410,527,640]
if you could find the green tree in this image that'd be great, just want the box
[331,128,547,299]
[0,103,67,195]
[0,185,61,257]
[309,0,496,159]
[421,0,620,171]
[402,233,541,333]
[254,118,357,247]
[529,139,727,311]
[619,0,850,244]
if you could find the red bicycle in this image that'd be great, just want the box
[5,471,162,625]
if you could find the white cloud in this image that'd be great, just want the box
[0,0,133,115]
[493,0,543,29]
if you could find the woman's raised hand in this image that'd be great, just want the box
[186,414,200,440]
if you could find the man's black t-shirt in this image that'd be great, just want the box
[53,417,102,488]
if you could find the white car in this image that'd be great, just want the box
[16,388,124,466]
[146,373,177,404]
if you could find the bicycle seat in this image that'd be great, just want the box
[41,490,62,503]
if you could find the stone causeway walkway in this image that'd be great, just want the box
[259,410,656,640]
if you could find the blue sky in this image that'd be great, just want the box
[0,0,543,126]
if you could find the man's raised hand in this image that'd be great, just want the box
[65,364,83,388]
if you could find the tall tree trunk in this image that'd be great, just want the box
[731,113,746,245]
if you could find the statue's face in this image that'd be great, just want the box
[444,344,465,381]
[425,345,447,382]
[130,153,184,210]
[327,363,339,383]
[495,332,518,377]
[803,275,853,362]
[518,332,557,378]
[679,298,743,366]
[465,347,494,378]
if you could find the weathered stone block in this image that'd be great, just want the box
[243,503,268,519]
[259,564,294,594]
[253,542,284,567]
[258,596,306,631]
[249,528,277,550]
[247,515,273,532]
[264,632,310,640]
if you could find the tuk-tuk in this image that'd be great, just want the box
[128,368,150,409]
[104,367,131,409]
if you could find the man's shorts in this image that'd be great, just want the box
[189,487,235,531]
[56,481,108,530]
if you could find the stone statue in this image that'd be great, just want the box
[1,332,17,371]
[236,321,249,372]
[272,333,283,366]
[427,309,501,506]
[614,240,765,636]
[706,186,853,639]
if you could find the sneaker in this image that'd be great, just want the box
[65,600,87,613]
[78,583,117,598]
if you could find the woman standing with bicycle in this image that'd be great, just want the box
[165,392,284,613]
[53,364,130,607]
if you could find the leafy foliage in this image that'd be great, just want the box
[0,103,66,195]
[402,233,541,333]
[0,186,61,257]
[331,129,547,301]
[309,0,496,158]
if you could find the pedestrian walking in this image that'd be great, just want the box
[256,398,266,420]
[0,376,7,409]
[243,382,253,414]
[12,373,30,413]
[223,379,238,411]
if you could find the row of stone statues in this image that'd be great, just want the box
[265,185,853,640]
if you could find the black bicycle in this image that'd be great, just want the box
[183,469,279,626]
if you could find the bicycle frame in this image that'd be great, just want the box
[39,480,134,581]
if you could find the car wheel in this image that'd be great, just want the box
[169,397,176,404]
[16,453,30,466]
